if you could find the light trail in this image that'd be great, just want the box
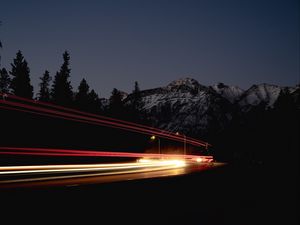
[0,147,213,161]
[0,159,186,175]
[0,159,223,189]
[0,93,210,148]
[0,159,187,186]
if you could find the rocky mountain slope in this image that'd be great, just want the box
[123,78,299,138]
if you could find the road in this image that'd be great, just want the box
[0,158,223,189]
[0,160,297,225]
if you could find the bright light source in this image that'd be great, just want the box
[172,160,186,167]
[150,135,156,140]
[136,158,185,168]
[196,158,203,163]
[137,158,152,163]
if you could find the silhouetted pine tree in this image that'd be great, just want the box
[0,68,10,94]
[38,70,51,101]
[75,78,90,110]
[109,88,124,118]
[126,81,145,122]
[51,51,73,106]
[0,21,2,49]
[75,79,102,113]
[88,89,102,113]
[9,50,34,98]
[131,81,142,111]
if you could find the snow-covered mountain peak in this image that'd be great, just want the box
[211,82,244,103]
[120,78,297,137]
[135,78,233,135]
[238,83,282,109]
[166,77,201,90]
[213,82,227,89]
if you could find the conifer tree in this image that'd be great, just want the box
[51,51,73,106]
[0,21,2,49]
[75,79,102,113]
[75,78,90,110]
[0,68,10,94]
[9,50,34,98]
[131,81,142,111]
[109,88,124,118]
[88,89,102,113]
[38,70,51,101]
[126,81,145,122]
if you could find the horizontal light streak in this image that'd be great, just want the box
[0,159,186,184]
[0,147,213,161]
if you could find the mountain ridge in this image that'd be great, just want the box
[121,77,299,138]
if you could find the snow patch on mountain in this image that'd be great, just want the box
[238,83,282,110]
[288,86,299,94]
[166,77,203,89]
[121,78,296,137]
[139,78,233,135]
[211,82,244,103]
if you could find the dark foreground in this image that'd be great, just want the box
[0,163,298,225]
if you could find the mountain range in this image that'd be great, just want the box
[120,78,299,139]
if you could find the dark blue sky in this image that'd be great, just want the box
[0,0,299,97]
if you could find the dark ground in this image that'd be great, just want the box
[0,163,298,225]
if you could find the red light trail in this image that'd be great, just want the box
[1,94,210,146]
[0,147,213,162]
[0,93,211,148]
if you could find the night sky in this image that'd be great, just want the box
[0,0,299,97]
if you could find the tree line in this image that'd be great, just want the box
[0,50,145,123]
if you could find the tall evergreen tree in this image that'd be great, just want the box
[9,50,34,98]
[109,88,124,118]
[0,21,2,49]
[126,81,145,122]
[75,78,90,110]
[51,51,73,106]
[0,68,10,94]
[38,70,51,101]
[88,89,102,113]
[133,81,140,92]
[131,81,142,111]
